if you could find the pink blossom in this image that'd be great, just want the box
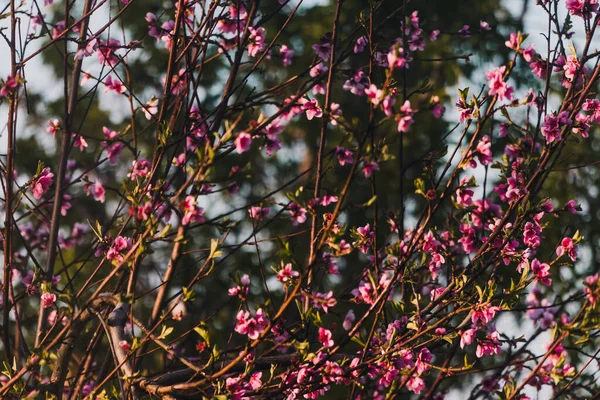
[460,328,476,348]
[235,308,269,340]
[486,66,514,101]
[406,376,425,394]
[335,147,353,166]
[563,55,580,81]
[505,32,518,50]
[41,292,57,308]
[364,84,383,106]
[32,167,54,200]
[299,98,323,120]
[354,36,367,53]
[556,237,578,262]
[128,159,151,180]
[181,195,205,226]
[102,142,124,163]
[280,45,294,66]
[288,202,307,225]
[119,340,130,352]
[343,310,355,330]
[47,119,61,136]
[564,199,579,214]
[312,291,337,313]
[249,206,270,220]
[234,132,252,154]
[531,259,552,286]
[397,100,414,132]
[73,134,88,151]
[318,327,334,348]
[247,27,266,57]
[566,0,599,19]
[104,75,126,94]
[277,263,299,283]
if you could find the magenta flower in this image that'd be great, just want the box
[277,263,299,284]
[362,161,379,178]
[354,36,367,53]
[235,308,269,340]
[41,292,57,308]
[397,100,414,133]
[248,206,270,220]
[364,84,383,106]
[531,259,552,286]
[318,327,334,348]
[73,134,88,151]
[104,75,126,94]
[460,328,476,348]
[47,119,61,136]
[556,237,578,262]
[247,27,266,57]
[505,32,518,50]
[32,167,54,200]
[486,66,514,101]
[279,45,294,66]
[343,310,355,330]
[299,97,323,120]
[234,132,252,154]
[335,147,353,166]
[181,195,205,226]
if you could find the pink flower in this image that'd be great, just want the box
[564,199,579,214]
[280,45,294,66]
[119,340,130,352]
[318,327,334,348]
[88,180,105,203]
[32,167,54,200]
[47,119,61,136]
[460,328,476,348]
[102,142,124,163]
[104,75,126,94]
[249,206,270,220]
[406,376,425,394]
[476,326,502,358]
[531,259,552,286]
[312,291,337,314]
[235,308,269,340]
[277,263,299,283]
[247,27,266,57]
[234,132,252,154]
[566,0,599,19]
[41,292,57,308]
[335,147,353,166]
[181,195,205,226]
[102,126,119,140]
[299,98,323,120]
[541,111,572,144]
[0,75,19,97]
[471,303,501,326]
[556,237,578,262]
[343,310,355,330]
[354,36,367,53]
[362,161,379,178]
[397,100,414,132]
[505,32,518,50]
[563,55,580,81]
[128,159,151,180]
[364,84,383,105]
[486,66,514,101]
[288,202,307,225]
[73,134,88,151]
